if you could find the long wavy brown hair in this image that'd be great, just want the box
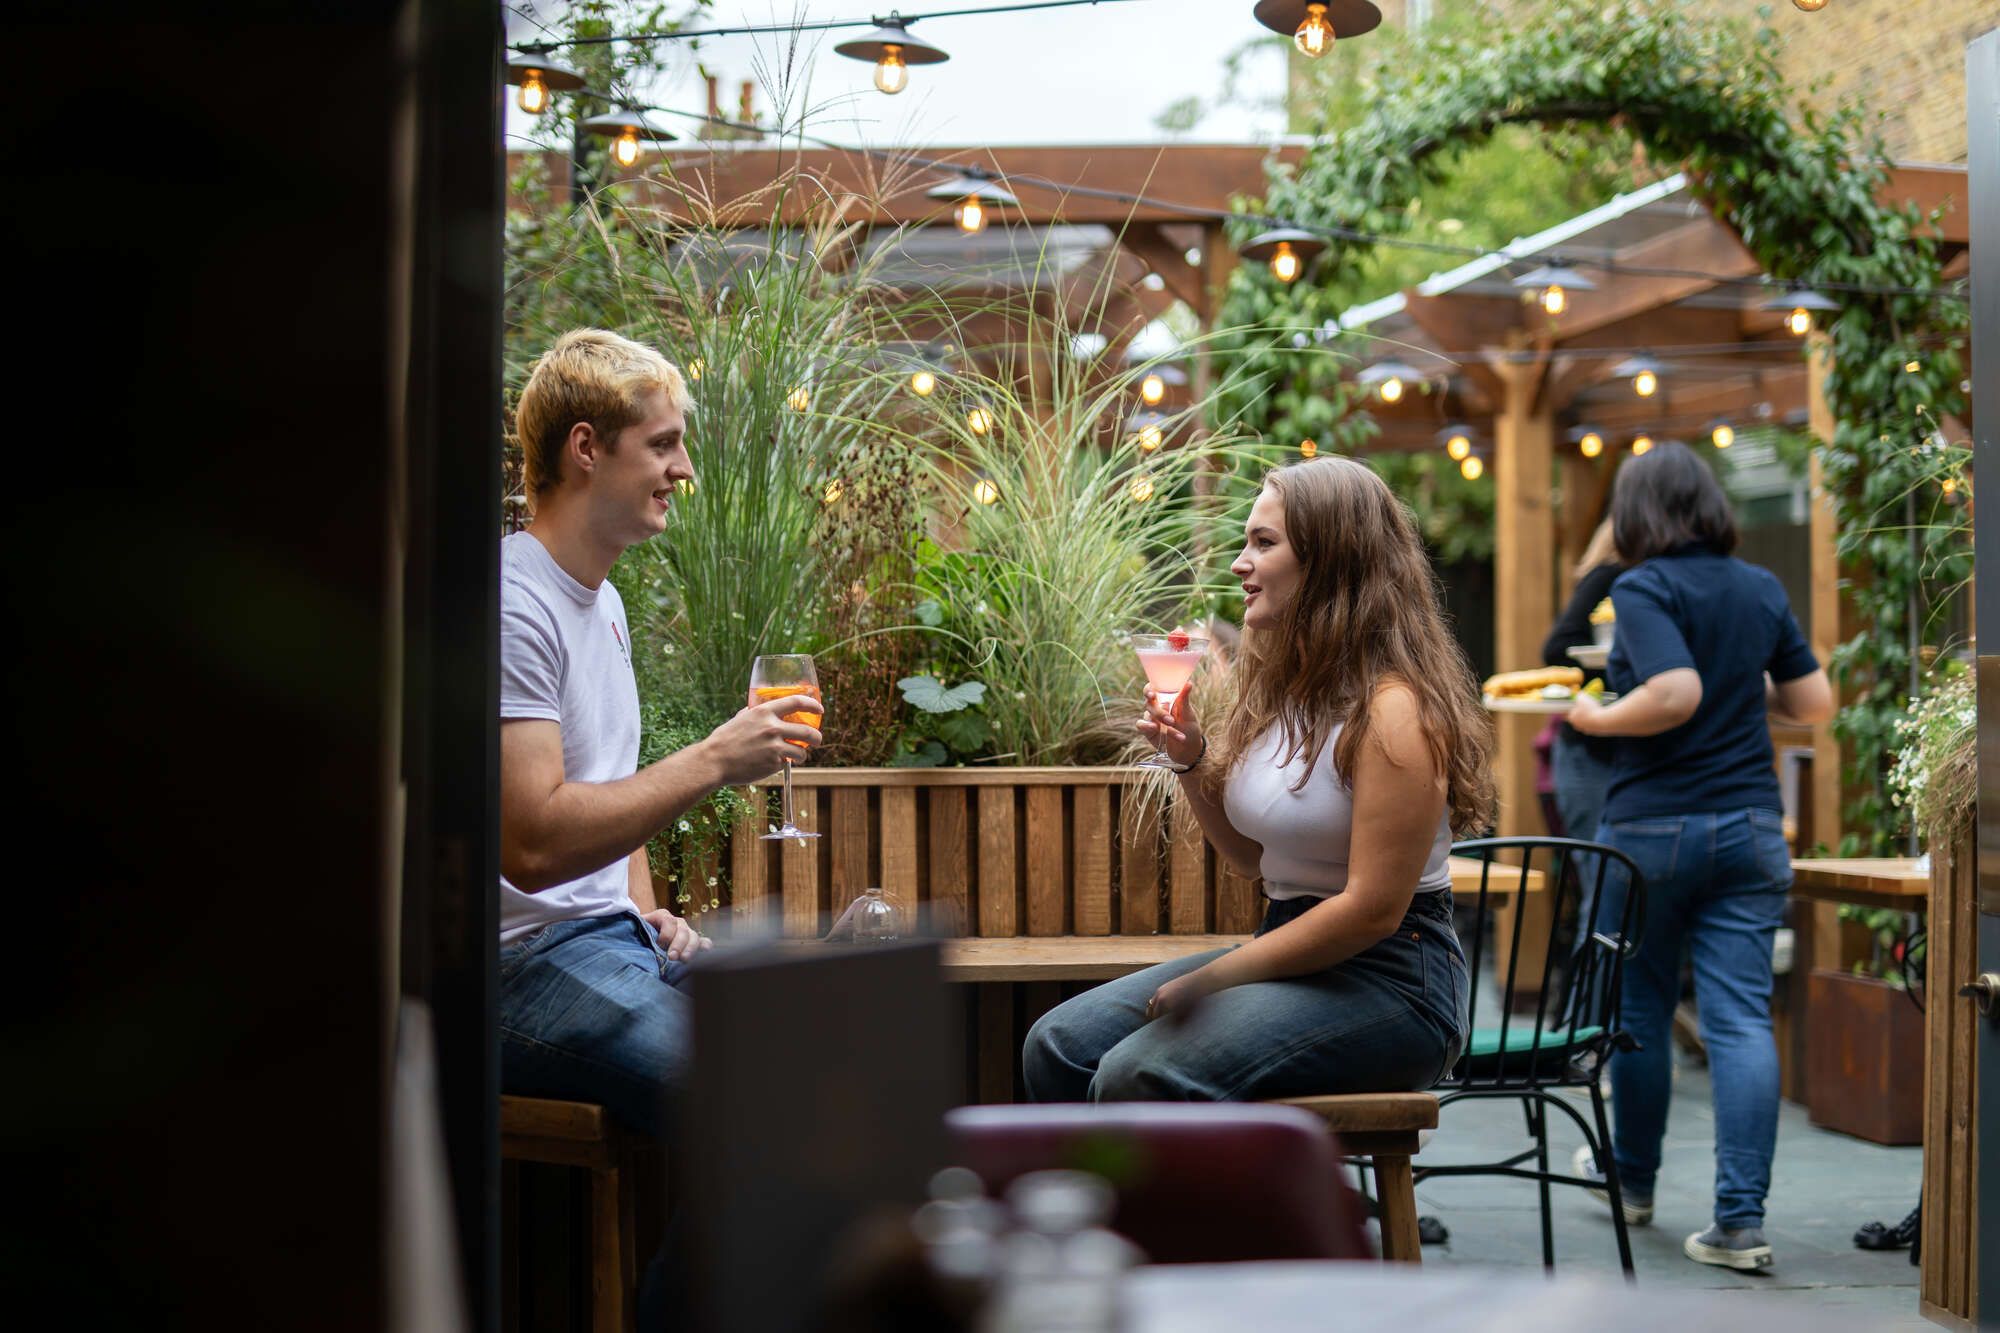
[1205,457,1496,835]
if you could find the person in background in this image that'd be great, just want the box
[1542,520,1624,843]
[1563,442,1833,1272]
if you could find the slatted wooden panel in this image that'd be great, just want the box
[1025,786,1067,936]
[1118,787,1162,935]
[721,769,1260,940]
[1073,786,1113,936]
[1920,834,1980,1323]
[977,785,1018,936]
[929,787,970,936]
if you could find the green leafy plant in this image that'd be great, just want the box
[1215,0,1967,850]
[890,673,991,767]
[1888,658,1974,853]
[1836,903,1925,990]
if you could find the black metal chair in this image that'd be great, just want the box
[1419,836,1648,1275]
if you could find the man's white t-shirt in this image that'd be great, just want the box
[498,531,643,943]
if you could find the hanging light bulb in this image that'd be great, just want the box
[1761,286,1836,337]
[1942,476,1959,498]
[1294,2,1335,57]
[1445,433,1471,461]
[1711,422,1736,449]
[1578,430,1605,459]
[1379,375,1405,403]
[1299,439,1318,458]
[967,406,994,436]
[1358,358,1422,406]
[518,69,550,115]
[1242,229,1323,285]
[873,46,909,94]
[1269,242,1302,284]
[506,52,584,116]
[835,18,948,96]
[1631,435,1654,455]
[1905,359,1922,374]
[823,478,845,505]
[677,477,698,494]
[1514,264,1593,318]
[928,172,1017,236]
[1634,368,1657,397]
[1460,455,1484,481]
[611,127,643,168]
[910,368,937,397]
[1137,422,1164,453]
[1613,356,1662,399]
[1140,373,1167,406]
[1542,285,1568,316]
[788,386,811,413]
[686,358,704,382]
[971,476,1001,506]
[1792,0,1828,10]
[1128,474,1156,503]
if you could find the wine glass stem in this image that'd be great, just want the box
[781,756,796,829]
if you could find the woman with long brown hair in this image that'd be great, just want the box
[1023,457,1494,1102]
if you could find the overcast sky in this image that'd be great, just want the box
[506,1,1292,150]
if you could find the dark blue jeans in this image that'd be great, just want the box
[1023,890,1470,1103]
[1591,808,1791,1230]
[498,912,693,1137]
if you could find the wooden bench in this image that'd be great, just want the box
[500,1095,642,1333]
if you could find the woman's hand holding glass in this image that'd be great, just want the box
[1138,681,1204,769]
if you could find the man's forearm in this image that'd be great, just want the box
[513,742,728,891]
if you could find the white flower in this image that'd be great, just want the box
[678,819,692,832]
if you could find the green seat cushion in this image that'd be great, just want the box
[1466,1024,1604,1059]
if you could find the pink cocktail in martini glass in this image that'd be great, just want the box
[1130,630,1207,768]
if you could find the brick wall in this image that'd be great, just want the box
[1359,0,1993,163]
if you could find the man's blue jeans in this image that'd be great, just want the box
[1592,808,1791,1230]
[498,912,693,1137]
[1023,890,1469,1103]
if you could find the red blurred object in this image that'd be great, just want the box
[945,1103,1373,1263]
[1166,628,1190,652]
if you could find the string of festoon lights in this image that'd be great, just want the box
[512,0,1919,489]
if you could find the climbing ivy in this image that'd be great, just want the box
[1216,0,1968,851]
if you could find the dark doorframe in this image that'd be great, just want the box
[398,1,503,1328]
[1968,26,1999,1317]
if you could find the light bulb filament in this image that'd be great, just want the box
[910,369,937,397]
[1294,3,1334,58]
[612,129,641,168]
[957,197,986,234]
[1379,376,1404,404]
[1541,284,1567,316]
[518,70,549,115]
[1270,242,1302,283]
[1140,373,1166,405]
[874,46,909,95]
[1634,369,1658,397]
[1787,307,1812,336]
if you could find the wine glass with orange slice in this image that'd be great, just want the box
[749,654,822,841]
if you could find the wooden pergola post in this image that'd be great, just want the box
[1805,337,1845,851]
[1492,355,1556,838]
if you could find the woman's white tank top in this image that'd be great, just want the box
[1221,722,1454,901]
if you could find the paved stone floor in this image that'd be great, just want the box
[1393,1056,1929,1328]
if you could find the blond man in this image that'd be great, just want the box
[499,328,821,1135]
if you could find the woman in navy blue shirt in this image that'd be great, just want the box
[1563,442,1832,1273]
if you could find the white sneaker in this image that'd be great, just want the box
[1572,1145,1652,1225]
[1684,1223,1774,1270]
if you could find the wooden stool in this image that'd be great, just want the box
[500,1096,640,1333]
[1273,1092,1438,1263]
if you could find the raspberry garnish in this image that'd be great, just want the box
[1166,628,1190,651]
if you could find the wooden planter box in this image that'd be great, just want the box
[694,767,1264,941]
[1804,968,1925,1145]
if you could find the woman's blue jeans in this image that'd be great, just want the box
[1023,891,1470,1103]
[1591,808,1792,1230]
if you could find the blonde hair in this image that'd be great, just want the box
[516,329,689,498]
[1207,457,1496,836]
[1575,518,1620,578]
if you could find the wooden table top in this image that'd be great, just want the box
[939,857,1538,982]
[1788,856,1929,910]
